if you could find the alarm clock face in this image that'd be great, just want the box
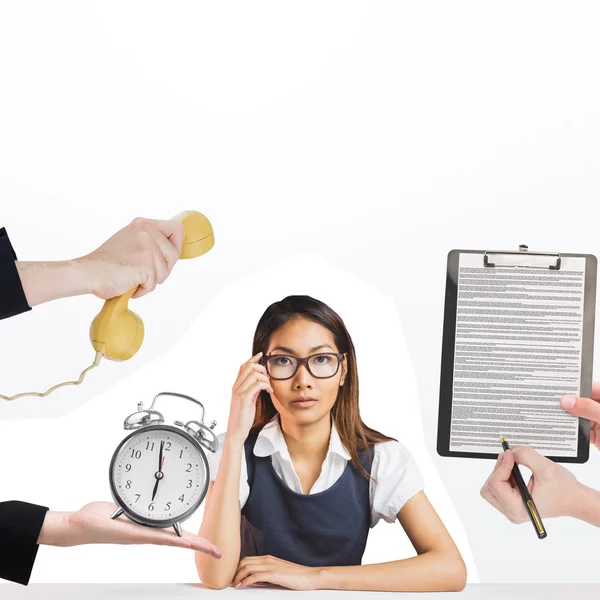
[109,425,210,526]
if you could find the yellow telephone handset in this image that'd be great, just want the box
[89,286,142,361]
[90,210,214,362]
[0,210,214,401]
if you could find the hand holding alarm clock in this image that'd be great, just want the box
[38,501,221,558]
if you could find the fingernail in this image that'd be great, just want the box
[561,395,576,409]
[496,452,504,466]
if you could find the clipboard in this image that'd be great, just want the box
[437,246,597,463]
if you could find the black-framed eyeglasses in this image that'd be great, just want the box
[261,353,346,380]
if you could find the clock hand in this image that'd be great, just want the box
[151,442,165,502]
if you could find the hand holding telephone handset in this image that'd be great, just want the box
[0,210,214,401]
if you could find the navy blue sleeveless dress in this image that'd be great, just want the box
[240,428,374,567]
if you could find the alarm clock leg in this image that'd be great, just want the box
[110,508,124,520]
[173,522,183,537]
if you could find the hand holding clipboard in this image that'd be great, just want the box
[560,382,600,451]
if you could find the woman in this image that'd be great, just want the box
[196,295,466,592]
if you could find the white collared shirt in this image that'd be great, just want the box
[206,416,424,527]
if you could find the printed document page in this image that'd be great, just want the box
[449,252,586,456]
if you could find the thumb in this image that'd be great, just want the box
[495,448,516,481]
[560,394,600,423]
[511,446,548,474]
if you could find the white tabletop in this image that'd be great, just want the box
[2,585,600,599]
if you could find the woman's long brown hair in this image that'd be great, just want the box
[251,294,396,481]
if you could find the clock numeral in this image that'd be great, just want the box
[178,494,185,503]
[164,442,171,451]
[186,463,192,472]
[179,450,183,459]
[134,494,141,503]
[146,442,155,451]
[125,480,132,489]
[125,464,132,472]
[187,479,192,488]
[165,502,171,511]
[148,503,155,512]
[131,449,142,459]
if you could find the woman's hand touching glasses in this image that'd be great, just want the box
[226,353,274,445]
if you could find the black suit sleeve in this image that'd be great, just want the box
[0,227,32,320]
[0,501,49,585]
[0,229,45,585]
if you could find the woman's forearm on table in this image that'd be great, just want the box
[317,549,467,592]
[196,436,245,589]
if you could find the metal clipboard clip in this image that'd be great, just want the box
[483,244,562,270]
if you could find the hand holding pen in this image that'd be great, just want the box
[500,436,546,538]
[480,439,582,530]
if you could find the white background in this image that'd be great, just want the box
[1,0,599,585]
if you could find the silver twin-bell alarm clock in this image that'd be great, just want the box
[108,391,219,537]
